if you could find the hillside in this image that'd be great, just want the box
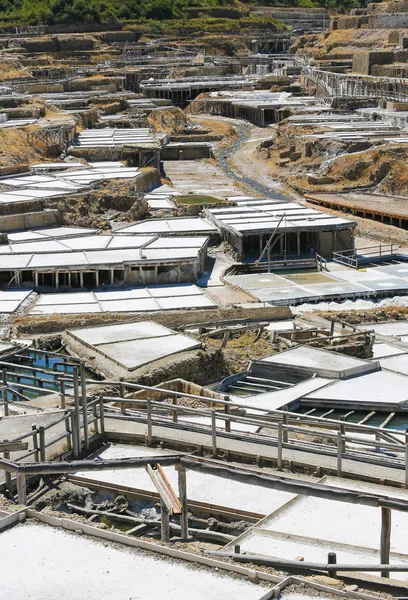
[0,0,355,28]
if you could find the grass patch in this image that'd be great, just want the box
[176,194,226,205]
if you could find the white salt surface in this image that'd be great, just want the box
[30,285,215,315]
[0,522,268,600]
[371,344,407,359]
[75,444,295,515]
[293,296,408,314]
[96,334,200,370]
[238,530,399,571]
[261,495,407,554]
[367,322,408,338]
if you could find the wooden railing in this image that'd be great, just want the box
[333,244,398,268]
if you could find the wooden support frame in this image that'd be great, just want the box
[146,464,182,515]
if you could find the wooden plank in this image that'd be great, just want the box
[157,465,182,513]
[2,455,181,475]
[0,442,28,452]
[146,464,181,515]
[209,551,408,573]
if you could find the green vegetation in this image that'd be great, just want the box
[0,0,282,27]
[176,194,226,205]
[0,0,368,27]
[134,15,282,37]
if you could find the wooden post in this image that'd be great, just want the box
[339,418,346,454]
[211,410,217,458]
[337,431,342,477]
[99,396,105,436]
[282,409,288,443]
[73,367,81,454]
[221,331,230,349]
[146,398,153,447]
[60,378,66,409]
[224,399,231,433]
[172,397,178,423]
[119,377,126,415]
[328,552,337,578]
[70,409,79,458]
[405,429,408,489]
[65,413,72,451]
[160,499,170,542]
[277,421,283,470]
[177,466,189,540]
[38,426,46,462]
[17,472,26,505]
[80,363,89,451]
[93,403,99,435]
[32,424,39,462]
[2,369,8,417]
[380,507,391,578]
[3,447,11,491]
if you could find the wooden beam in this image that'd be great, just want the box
[380,507,391,578]
[180,458,408,513]
[208,551,408,573]
[0,442,28,452]
[146,464,182,515]
[5,455,181,476]
[0,458,18,473]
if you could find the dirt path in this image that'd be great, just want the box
[192,115,408,246]
[191,115,294,200]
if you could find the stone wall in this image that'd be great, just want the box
[20,35,95,53]
[363,12,408,28]
[352,50,395,74]
[372,63,408,76]
[95,31,138,43]
[0,209,59,232]
[15,305,292,336]
[336,16,362,29]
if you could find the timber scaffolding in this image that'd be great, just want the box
[27,122,76,152]
[4,454,408,580]
[245,33,294,55]
[140,75,260,106]
[189,92,317,127]
[305,192,408,231]
[302,65,408,102]
[2,367,408,488]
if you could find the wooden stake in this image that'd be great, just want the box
[73,367,81,455]
[337,431,342,477]
[405,429,408,489]
[328,552,337,578]
[224,401,231,433]
[380,507,391,578]
[177,467,189,540]
[277,422,283,470]
[160,499,170,542]
[17,472,26,505]
[3,448,11,491]
[81,363,89,451]
[38,426,46,462]
[211,410,217,458]
[146,398,153,447]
